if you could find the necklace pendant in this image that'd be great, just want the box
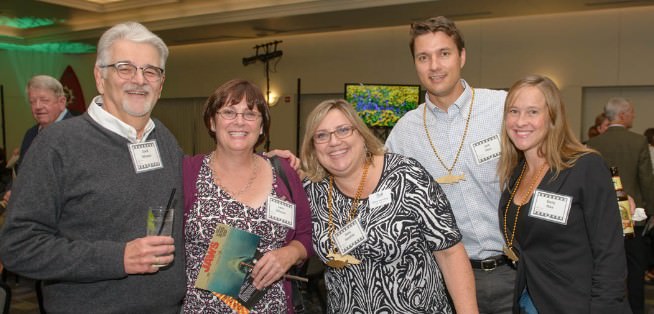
[436,173,465,184]
[326,252,361,268]
[503,245,519,262]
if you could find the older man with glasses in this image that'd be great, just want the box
[0,22,185,313]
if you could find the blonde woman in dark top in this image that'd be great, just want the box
[497,75,628,313]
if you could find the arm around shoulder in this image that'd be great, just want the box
[279,157,313,259]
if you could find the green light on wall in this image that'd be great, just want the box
[0,16,64,29]
[0,42,96,54]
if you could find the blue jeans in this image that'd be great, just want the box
[518,288,538,314]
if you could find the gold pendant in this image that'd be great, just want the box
[436,173,465,184]
[503,245,519,262]
[325,252,361,269]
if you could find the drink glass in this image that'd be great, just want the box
[147,206,174,237]
[147,206,174,267]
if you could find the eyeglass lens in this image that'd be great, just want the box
[113,63,163,82]
[218,109,260,121]
[314,125,354,143]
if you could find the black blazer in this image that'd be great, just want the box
[499,153,629,314]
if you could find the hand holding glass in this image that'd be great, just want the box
[146,206,174,267]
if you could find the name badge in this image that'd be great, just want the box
[528,190,572,225]
[266,196,296,229]
[471,134,501,165]
[334,218,367,255]
[369,190,392,208]
[128,140,163,173]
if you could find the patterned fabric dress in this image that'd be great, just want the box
[304,153,462,313]
[183,155,289,313]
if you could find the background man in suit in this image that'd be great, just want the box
[17,75,71,172]
[2,75,72,227]
[2,77,72,314]
[587,96,654,314]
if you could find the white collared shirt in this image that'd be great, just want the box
[37,109,69,132]
[87,96,155,144]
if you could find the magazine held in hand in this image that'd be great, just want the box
[195,223,266,309]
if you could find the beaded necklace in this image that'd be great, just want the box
[423,87,475,184]
[324,159,370,268]
[503,161,548,262]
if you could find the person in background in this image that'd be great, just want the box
[588,112,610,139]
[0,148,10,205]
[385,16,513,313]
[498,74,629,313]
[586,97,654,314]
[2,75,72,212]
[645,128,654,172]
[16,75,71,172]
[302,99,477,313]
[0,22,185,313]
[182,79,312,313]
[644,127,654,286]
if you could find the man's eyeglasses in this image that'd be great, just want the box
[99,62,164,83]
[217,109,261,121]
[313,125,356,144]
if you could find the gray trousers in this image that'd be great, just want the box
[474,265,516,314]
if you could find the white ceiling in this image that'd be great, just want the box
[2,0,654,47]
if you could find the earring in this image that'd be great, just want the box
[365,144,373,163]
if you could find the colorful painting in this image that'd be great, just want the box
[345,83,420,127]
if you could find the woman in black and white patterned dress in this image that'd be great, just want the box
[301,99,477,313]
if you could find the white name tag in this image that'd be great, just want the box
[334,218,367,255]
[128,140,163,173]
[266,196,296,229]
[368,190,392,208]
[471,134,501,165]
[528,190,572,225]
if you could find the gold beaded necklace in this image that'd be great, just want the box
[324,159,370,268]
[422,87,475,184]
[502,161,548,262]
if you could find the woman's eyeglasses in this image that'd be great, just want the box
[217,109,261,121]
[313,125,356,144]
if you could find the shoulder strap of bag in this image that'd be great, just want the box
[271,156,294,202]
[270,156,305,313]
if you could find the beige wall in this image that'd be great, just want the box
[3,6,654,154]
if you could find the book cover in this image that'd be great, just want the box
[195,223,267,308]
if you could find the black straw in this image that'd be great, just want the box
[166,188,176,210]
[157,188,176,236]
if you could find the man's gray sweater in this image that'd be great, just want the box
[0,113,185,313]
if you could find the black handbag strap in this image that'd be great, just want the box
[271,156,294,202]
[270,156,305,313]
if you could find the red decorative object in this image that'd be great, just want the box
[59,65,86,115]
